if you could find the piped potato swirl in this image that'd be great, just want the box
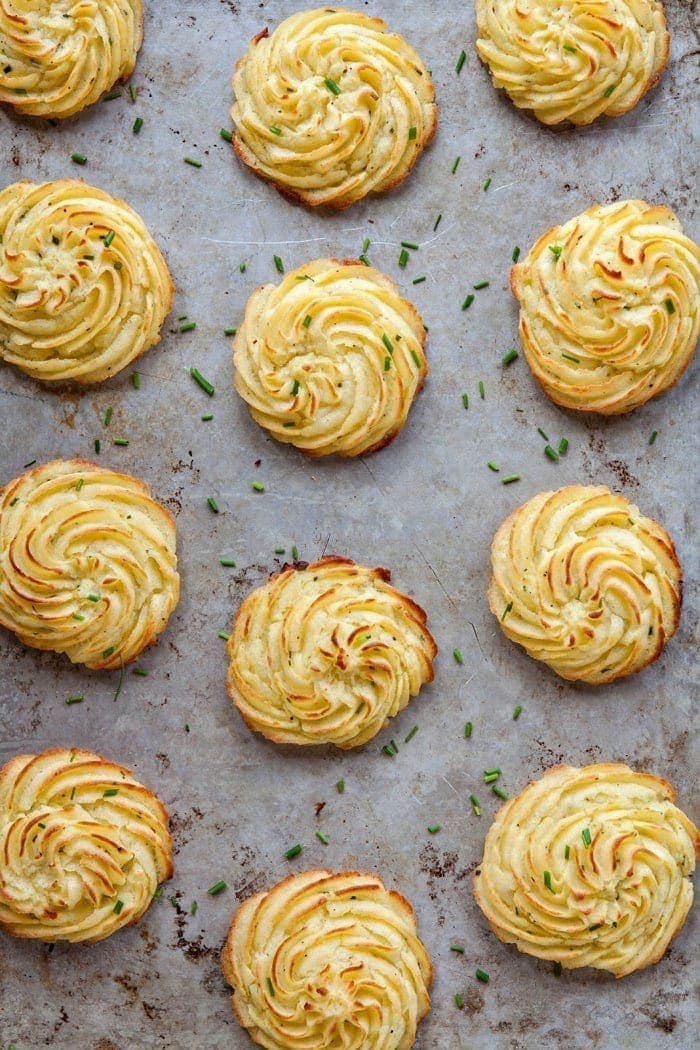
[0,0,143,119]
[230,7,437,209]
[0,459,179,669]
[488,485,682,684]
[0,747,172,943]
[222,870,432,1049]
[234,259,428,457]
[474,763,699,977]
[512,201,699,414]
[226,557,436,749]
[475,0,669,126]
[0,179,173,384]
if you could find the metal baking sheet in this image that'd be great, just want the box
[1,1,698,1047]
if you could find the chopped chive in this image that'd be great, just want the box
[284,844,302,860]
[188,368,216,399]
[290,380,300,398]
[456,49,466,73]
[563,44,577,54]
[291,545,299,560]
[453,648,464,664]
[382,333,394,354]
[184,156,202,168]
[451,944,465,953]
[492,785,508,800]
[104,406,113,426]
[269,125,282,135]
[558,437,569,454]
[483,772,499,784]
[239,261,246,272]
[206,497,219,513]
[103,788,119,797]
[404,725,419,743]
[478,380,485,399]
[252,481,265,492]
[274,547,285,555]
[464,722,473,739]
[487,461,499,473]
[103,646,115,658]
[664,298,675,314]
[502,348,518,366]
[473,280,490,290]
[179,321,196,332]
[220,128,233,142]
[461,393,469,409]
[561,352,580,363]
[132,116,143,134]
[469,794,481,816]
[266,977,275,997]
[427,824,441,834]
[475,968,489,983]
[218,630,230,640]
[553,961,563,977]
[113,899,124,915]
[315,830,329,845]
[103,230,115,247]
[462,294,474,310]
[452,156,461,174]
[544,444,558,462]
[324,77,341,95]
[71,152,87,165]
[220,557,237,567]
[132,668,148,677]
[72,612,85,621]
[201,413,213,421]
[114,261,122,271]
[87,593,100,602]
[129,83,138,102]
[94,439,101,453]
[433,213,442,232]
[603,83,616,98]
[544,870,554,892]
[582,827,592,847]
[104,90,121,101]
[484,767,501,776]
[564,845,570,860]
[537,427,549,441]
[398,248,409,268]
[190,900,198,915]
[131,371,140,390]
[512,704,522,720]
[224,327,237,337]
[502,474,520,485]
[302,314,312,329]
[113,437,129,446]
[512,246,520,262]
[408,126,417,140]
[410,349,422,369]
[336,779,345,794]
[401,241,420,251]
[65,695,84,705]
[648,430,658,445]
[549,244,563,260]
[75,478,84,492]
[273,255,284,273]
[483,176,492,191]
[382,744,396,757]
[207,880,227,896]
[455,993,464,1009]
[384,356,391,371]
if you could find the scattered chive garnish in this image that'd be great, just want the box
[273,255,284,273]
[464,722,473,739]
[224,327,237,336]
[478,380,485,399]
[65,695,84,705]
[553,961,563,977]
[475,969,489,983]
[462,393,469,409]
[492,785,508,800]
[71,152,87,165]
[469,794,481,815]
[382,333,394,353]
[218,631,230,640]
[487,461,499,473]
[291,545,299,559]
[184,156,202,168]
[502,349,518,366]
[252,481,265,492]
[456,50,466,73]
[384,356,391,371]
[604,83,616,98]
[433,213,442,232]
[103,788,119,797]
[180,321,196,332]
[453,648,464,664]
[455,993,464,1009]
[336,779,345,793]
[94,439,101,453]
[201,413,213,421]
[564,845,571,860]
[649,430,658,445]
[75,478,84,492]
[427,824,441,834]
[512,246,521,262]
[512,704,522,720]
[103,230,115,247]
[113,900,124,915]
[239,261,246,272]
[73,612,85,621]
[413,276,426,284]
[190,900,198,915]
[473,280,489,290]
[544,870,554,892]
[208,880,227,896]
[544,444,558,462]
[462,294,474,310]
[131,371,140,389]
[302,314,312,328]
[220,128,233,142]
[129,83,137,102]
[113,438,129,446]
[664,298,675,314]
[398,248,409,268]
[269,125,282,135]
[483,772,499,784]
[483,176,491,191]
[582,827,592,847]
[285,844,302,860]
[563,44,577,54]
[561,352,580,363]
[266,977,275,997]
[220,557,236,567]
[315,830,329,845]
[502,474,520,485]
[408,125,417,140]
[452,156,461,174]
[132,668,148,676]
[549,244,563,260]
[401,241,419,250]
[451,944,465,953]
[558,438,569,454]
[206,497,219,513]
[405,725,419,743]
[324,77,341,95]
[104,406,113,426]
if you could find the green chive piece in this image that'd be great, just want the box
[266,977,275,997]
[649,430,658,445]
[381,333,395,355]
[291,545,299,560]
[502,474,520,485]
[561,352,580,363]
[549,244,563,260]
[102,646,115,658]
[544,444,559,462]
[512,704,522,720]
[453,648,464,664]
[201,413,213,421]
[73,612,85,621]
[273,255,284,273]
[94,439,101,454]
[324,77,341,95]
[132,668,148,677]
[537,427,549,441]
[487,461,499,473]
[239,261,246,272]
[252,481,265,492]
[132,116,144,133]
[206,497,219,514]
[478,380,485,399]
[464,722,473,739]
[129,83,138,102]
[492,785,508,800]
[452,156,461,174]
[408,126,417,141]
[664,298,675,314]
[189,369,216,398]
[603,83,616,98]
[315,830,329,845]
[470,794,481,816]
[462,293,474,310]
[359,254,371,266]
[285,844,302,860]
[131,371,140,390]
[563,44,577,54]
[544,870,554,892]
[473,280,490,290]
[274,547,285,555]
[483,176,492,191]
[582,827,592,847]
[502,349,518,366]
[184,156,202,168]
[336,779,345,794]
[483,772,500,784]
[455,993,464,1009]
[512,246,521,262]
[207,880,227,896]
[451,943,465,953]
[405,725,419,743]
[113,899,124,915]
[75,478,84,492]
[104,406,113,426]
[269,125,282,135]
[427,824,441,834]
[398,248,409,268]
[475,968,490,983]
[71,152,87,165]
[113,437,129,447]
[456,50,466,73]
[103,788,119,797]
[433,213,442,232]
[104,90,121,101]
[564,845,571,860]
[179,321,196,332]
[218,631,231,640]
[384,356,391,371]
[412,275,426,285]
[462,393,469,409]
[103,230,115,247]
[220,557,237,567]
[553,961,563,977]
[190,900,198,915]
[401,241,419,251]
[220,128,233,142]
[114,261,122,271]
[302,314,312,329]
[65,695,84,705]
[558,438,569,454]
[224,327,237,337]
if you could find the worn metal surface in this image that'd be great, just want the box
[0,1,698,1047]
